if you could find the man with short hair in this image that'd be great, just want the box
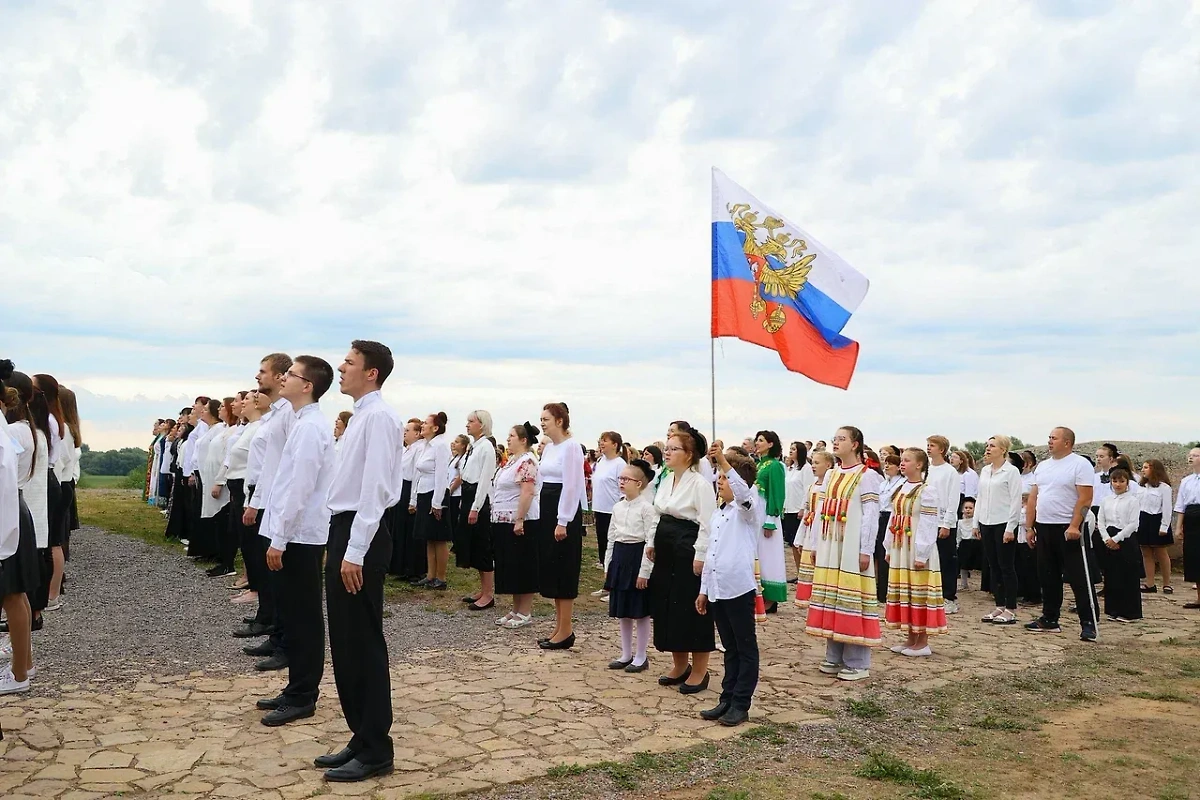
[256,355,336,726]
[1025,426,1099,641]
[926,436,962,614]
[235,354,294,667]
[316,341,403,782]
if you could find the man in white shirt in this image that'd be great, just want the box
[926,436,962,614]
[235,355,294,665]
[317,341,403,782]
[256,355,336,727]
[1025,426,1098,641]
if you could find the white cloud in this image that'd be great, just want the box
[3,0,1198,450]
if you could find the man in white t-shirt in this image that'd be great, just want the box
[1025,426,1098,641]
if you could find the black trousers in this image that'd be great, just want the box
[326,512,394,764]
[1099,529,1142,620]
[279,542,325,706]
[874,511,891,604]
[711,590,759,711]
[937,532,958,601]
[1036,523,1099,626]
[1017,537,1041,602]
[595,512,612,565]
[220,480,246,572]
[979,522,1018,610]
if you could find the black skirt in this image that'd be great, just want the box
[386,479,414,576]
[649,514,715,653]
[46,469,63,547]
[1136,511,1173,547]
[454,483,477,568]
[0,494,41,597]
[413,491,452,543]
[458,483,494,572]
[605,541,650,619]
[62,479,79,532]
[493,521,539,595]
[537,482,583,600]
[1183,505,1200,583]
[782,514,801,547]
[958,538,982,571]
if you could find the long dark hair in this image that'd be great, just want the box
[33,373,65,441]
[5,371,50,478]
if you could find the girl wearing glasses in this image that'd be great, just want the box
[602,459,657,673]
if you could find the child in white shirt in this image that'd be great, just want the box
[957,499,980,593]
[602,460,658,672]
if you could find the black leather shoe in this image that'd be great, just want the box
[468,599,495,611]
[255,694,285,711]
[718,706,749,726]
[679,672,710,695]
[539,633,575,650]
[700,701,729,721]
[314,747,356,769]
[408,576,429,586]
[261,702,316,727]
[242,615,257,624]
[233,622,274,638]
[243,641,275,657]
[658,665,692,686]
[324,757,394,783]
[765,602,779,615]
[624,659,650,674]
[608,658,633,670]
[461,595,479,603]
[426,578,448,591]
[255,654,289,671]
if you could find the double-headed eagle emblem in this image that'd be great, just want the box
[728,202,815,333]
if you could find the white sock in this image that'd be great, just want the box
[619,618,633,662]
[634,617,650,664]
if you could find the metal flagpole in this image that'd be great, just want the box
[710,335,716,443]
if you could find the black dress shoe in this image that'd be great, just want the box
[608,658,633,670]
[700,701,729,721]
[461,595,479,603]
[261,702,316,727]
[408,576,429,587]
[539,633,575,650]
[324,757,395,783]
[468,599,495,611]
[255,654,289,671]
[679,672,710,695]
[243,641,275,657]
[256,694,285,711]
[765,602,779,615]
[314,747,356,768]
[233,622,274,638]
[624,659,650,674]
[718,706,749,726]
[427,578,448,591]
[242,615,257,625]
[658,665,692,686]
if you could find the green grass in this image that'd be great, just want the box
[77,473,131,489]
[970,714,1037,732]
[1126,689,1192,704]
[844,697,887,719]
[854,751,967,799]
[78,488,174,549]
[706,789,750,800]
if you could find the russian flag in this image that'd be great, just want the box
[711,167,868,390]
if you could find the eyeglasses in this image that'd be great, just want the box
[832,435,849,443]
[618,476,643,484]
[284,370,310,383]
[663,445,684,453]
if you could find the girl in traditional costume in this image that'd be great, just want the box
[805,426,882,682]
[752,431,787,621]
[794,450,832,608]
[884,447,947,657]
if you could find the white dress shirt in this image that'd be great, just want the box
[266,403,334,551]
[783,463,815,515]
[1175,474,1200,513]
[447,455,464,498]
[0,417,24,561]
[1098,490,1141,543]
[1093,471,1114,507]
[411,433,451,509]
[184,419,210,475]
[401,440,420,483]
[928,461,961,531]
[539,438,586,526]
[973,460,1022,533]
[326,391,405,566]
[650,466,718,561]
[54,427,80,484]
[700,469,762,601]
[12,423,49,547]
[602,492,657,579]
[590,455,626,515]
[248,397,296,514]
[46,414,63,467]
[461,436,497,513]
[199,423,232,518]
[878,474,905,513]
[222,419,263,483]
[960,468,979,499]
[1139,482,1173,532]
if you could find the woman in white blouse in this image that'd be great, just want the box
[459,410,498,610]
[491,422,542,629]
[951,450,980,502]
[4,371,51,653]
[784,441,815,581]
[446,434,469,556]
[225,391,265,604]
[973,435,1023,625]
[186,399,221,559]
[1138,459,1175,594]
[648,425,716,694]
[32,374,66,612]
[535,403,586,650]
[389,418,424,580]
[195,398,230,564]
[410,412,452,589]
[47,385,82,607]
[591,432,628,573]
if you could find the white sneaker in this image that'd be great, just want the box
[901,646,932,657]
[590,589,609,598]
[945,600,959,615]
[836,668,870,682]
[818,660,843,675]
[0,669,30,695]
[502,613,533,629]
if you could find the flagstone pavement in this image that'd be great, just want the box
[3,590,1197,800]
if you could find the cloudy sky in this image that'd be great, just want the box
[3,0,1197,452]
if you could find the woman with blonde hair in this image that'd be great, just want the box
[459,410,498,610]
[973,435,1023,625]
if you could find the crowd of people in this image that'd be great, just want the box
[4,342,1200,775]
[0,361,83,698]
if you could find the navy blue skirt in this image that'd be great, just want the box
[605,541,650,619]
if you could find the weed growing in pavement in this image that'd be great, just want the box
[844,697,887,719]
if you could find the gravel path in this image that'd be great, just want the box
[29,526,519,688]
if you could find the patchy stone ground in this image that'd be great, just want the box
[2,527,1198,800]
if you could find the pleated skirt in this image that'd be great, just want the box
[605,541,650,619]
[0,494,41,597]
[649,514,715,653]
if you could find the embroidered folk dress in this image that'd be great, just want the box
[804,464,883,646]
[793,476,826,607]
[754,457,788,603]
[884,480,948,635]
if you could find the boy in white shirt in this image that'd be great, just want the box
[696,446,763,728]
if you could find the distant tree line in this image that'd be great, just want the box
[79,445,149,477]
